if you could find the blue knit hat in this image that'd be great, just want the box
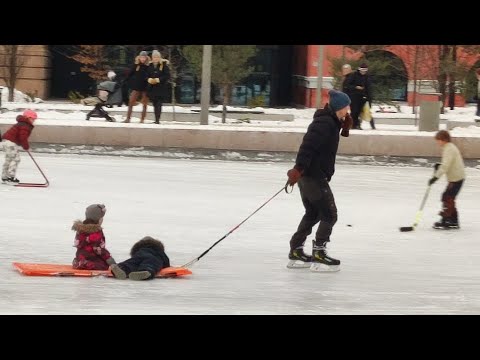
[328,89,351,111]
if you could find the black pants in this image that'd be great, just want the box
[476,99,480,117]
[151,96,163,123]
[117,254,166,280]
[290,176,338,250]
[440,179,464,221]
[350,95,365,129]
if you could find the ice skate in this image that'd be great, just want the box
[433,218,459,230]
[287,248,312,269]
[128,270,152,281]
[2,177,19,185]
[310,241,340,272]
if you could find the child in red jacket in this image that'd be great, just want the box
[1,109,37,184]
[72,204,116,270]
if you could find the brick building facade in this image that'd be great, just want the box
[2,45,479,108]
[292,45,480,108]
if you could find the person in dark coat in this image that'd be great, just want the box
[110,236,170,280]
[146,50,170,124]
[124,51,150,123]
[286,90,352,272]
[343,63,374,129]
[1,109,37,184]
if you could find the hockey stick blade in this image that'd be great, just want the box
[16,181,49,188]
[399,185,431,233]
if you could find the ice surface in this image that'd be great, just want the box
[1,153,480,314]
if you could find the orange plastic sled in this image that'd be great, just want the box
[12,262,192,278]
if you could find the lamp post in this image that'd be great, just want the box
[200,45,212,125]
[315,45,325,109]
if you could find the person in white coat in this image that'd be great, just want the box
[428,130,465,229]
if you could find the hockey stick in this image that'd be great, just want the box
[399,184,432,232]
[16,150,50,188]
[181,185,287,268]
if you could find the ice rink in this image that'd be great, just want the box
[1,152,480,314]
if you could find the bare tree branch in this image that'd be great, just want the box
[0,45,27,101]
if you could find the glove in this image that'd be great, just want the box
[434,163,441,171]
[287,167,302,186]
[155,78,160,84]
[106,257,116,265]
[428,177,438,186]
[147,78,156,85]
[341,113,353,137]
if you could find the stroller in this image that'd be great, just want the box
[83,71,123,122]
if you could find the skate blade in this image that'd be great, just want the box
[433,225,459,230]
[1,181,17,186]
[287,260,311,269]
[310,263,340,272]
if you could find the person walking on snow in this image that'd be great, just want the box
[343,63,374,130]
[1,109,37,184]
[286,89,352,272]
[429,130,465,230]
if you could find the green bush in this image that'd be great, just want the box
[247,95,266,108]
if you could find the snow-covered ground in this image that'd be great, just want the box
[1,86,479,124]
[2,105,480,137]
[1,153,480,314]
[1,88,479,135]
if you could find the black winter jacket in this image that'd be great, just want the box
[146,60,170,99]
[126,63,150,91]
[294,105,342,182]
[343,70,372,102]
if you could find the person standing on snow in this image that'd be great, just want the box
[123,51,150,123]
[146,50,170,124]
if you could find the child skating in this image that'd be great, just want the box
[428,130,466,229]
[1,110,37,184]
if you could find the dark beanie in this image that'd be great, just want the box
[139,51,148,57]
[328,90,351,112]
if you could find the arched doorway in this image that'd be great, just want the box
[363,50,408,102]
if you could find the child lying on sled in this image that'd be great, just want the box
[110,236,170,281]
